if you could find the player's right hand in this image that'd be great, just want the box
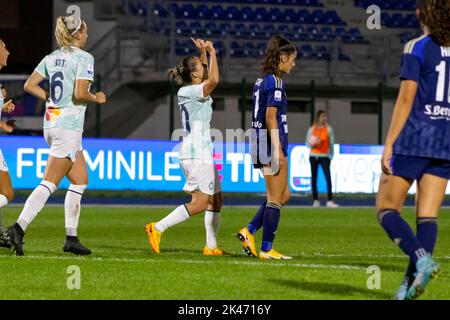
[205,41,215,53]
[381,144,393,175]
[95,91,107,104]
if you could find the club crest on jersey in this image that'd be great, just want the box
[87,64,94,75]
[274,90,282,102]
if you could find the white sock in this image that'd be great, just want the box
[17,180,57,232]
[204,210,221,249]
[65,184,87,237]
[0,194,8,229]
[154,205,190,233]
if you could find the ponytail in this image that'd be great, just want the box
[168,56,198,85]
[55,16,86,48]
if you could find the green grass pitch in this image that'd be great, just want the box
[0,206,449,300]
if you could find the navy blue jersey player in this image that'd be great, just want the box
[376,0,450,300]
[251,74,288,169]
[237,35,297,260]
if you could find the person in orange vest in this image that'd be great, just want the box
[306,110,338,208]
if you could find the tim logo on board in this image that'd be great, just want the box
[289,146,312,192]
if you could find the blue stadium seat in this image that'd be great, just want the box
[241,6,255,21]
[404,14,419,28]
[175,21,189,37]
[230,42,245,58]
[215,41,225,56]
[347,28,365,43]
[204,22,219,37]
[315,46,331,60]
[197,4,210,20]
[254,8,268,21]
[168,3,181,19]
[219,22,232,36]
[234,23,250,38]
[268,8,282,22]
[127,0,147,17]
[256,42,266,57]
[325,10,345,25]
[307,26,320,41]
[292,25,307,41]
[311,9,326,24]
[381,12,391,27]
[391,13,404,28]
[320,27,334,42]
[175,40,195,56]
[297,10,311,24]
[190,21,205,37]
[284,9,298,23]
[305,0,324,6]
[300,44,314,59]
[180,4,196,19]
[264,24,276,38]
[335,27,348,40]
[243,42,257,58]
[249,23,261,37]
[225,6,241,21]
[278,24,292,37]
[210,5,225,20]
[153,3,168,18]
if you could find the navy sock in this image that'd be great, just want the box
[378,210,427,265]
[405,217,438,280]
[261,203,281,252]
[248,201,267,235]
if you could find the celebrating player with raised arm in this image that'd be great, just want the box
[145,38,223,256]
[376,0,450,300]
[237,35,297,260]
[0,38,16,249]
[4,16,106,256]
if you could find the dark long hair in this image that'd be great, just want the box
[168,55,198,85]
[260,35,297,77]
[417,0,450,46]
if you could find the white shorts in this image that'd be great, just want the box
[0,149,8,172]
[44,128,83,163]
[181,159,222,196]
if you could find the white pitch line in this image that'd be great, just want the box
[0,254,365,271]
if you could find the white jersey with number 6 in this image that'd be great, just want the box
[35,46,94,132]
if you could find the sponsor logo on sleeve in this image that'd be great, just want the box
[274,90,282,102]
[87,64,94,75]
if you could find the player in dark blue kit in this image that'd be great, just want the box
[376,0,450,300]
[237,35,297,260]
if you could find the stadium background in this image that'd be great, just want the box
[0,0,439,200]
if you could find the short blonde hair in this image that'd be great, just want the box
[55,16,85,48]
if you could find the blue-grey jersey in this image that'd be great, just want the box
[251,74,288,168]
[35,46,95,132]
[394,35,450,160]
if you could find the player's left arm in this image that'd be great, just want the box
[382,80,418,174]
[266,106,285,175]
[24,71,48,101]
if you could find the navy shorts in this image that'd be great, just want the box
[391,154,450,180]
